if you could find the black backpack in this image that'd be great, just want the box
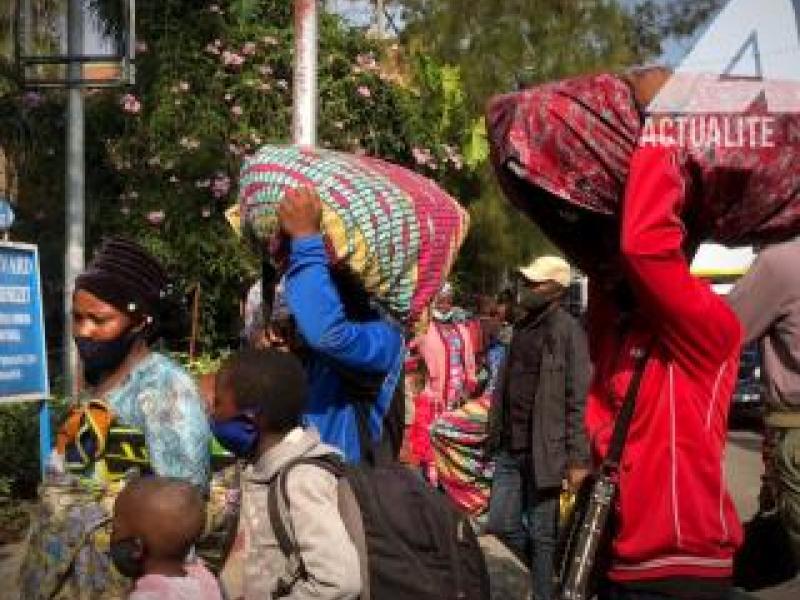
[268,454,491,600]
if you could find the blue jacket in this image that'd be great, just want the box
[285,235,404,463]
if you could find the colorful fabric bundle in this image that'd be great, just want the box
[430,395,495,517]
[239,145,470,326]
[487,72,800,265]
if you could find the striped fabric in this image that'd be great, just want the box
[431,395,495,517]
[239,145,470,326]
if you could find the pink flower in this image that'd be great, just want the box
[146,210,165,225]
[356,53,378,71]
[412,147,433,166]
[180,137,200,150]
[231,105,243,117]
[212,174,231,199]
[242,42,257,56]
[357,85,371,98]
[120,93,141,114]
[135,40,148,54]
[205,43,221,56]
[222,50,245,68]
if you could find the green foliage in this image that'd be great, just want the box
[0,403,40,498]
[0,475,30,543]
[1,1,475,364]
[0,399,69,499]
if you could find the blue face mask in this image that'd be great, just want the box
[109,536,144,579]
[210,413,260,459]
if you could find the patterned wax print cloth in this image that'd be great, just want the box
[431,395,495,517]
[440,322,467,411]
[238,145,470,328]
[18,353,214,600]
[487,72,800,267]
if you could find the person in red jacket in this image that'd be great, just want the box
[585,144,743,600]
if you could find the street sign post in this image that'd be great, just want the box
[0,242,50,474]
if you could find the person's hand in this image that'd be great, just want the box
[278,187,322,239]
[46,449,65,476]
[566,466,590,492]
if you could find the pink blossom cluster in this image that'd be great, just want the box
[442,145,464,171]
[222,50,245,68]
[211,174,231,199]
[146,210,165,225]
[412,147,434,167]
[357,85,372,98]
[179,137,200,150]
[121,93,141,114]
[353,53,379,74]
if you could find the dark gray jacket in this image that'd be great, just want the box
[487,306,591,489]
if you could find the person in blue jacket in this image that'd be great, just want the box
[277,186,405,464]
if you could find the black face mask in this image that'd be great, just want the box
[75,329,140,386]
[109,537,144,579]
[518,289,553,313]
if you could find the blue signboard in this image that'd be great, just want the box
[0,242,49,402]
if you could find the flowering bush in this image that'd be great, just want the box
[1,0,477,353]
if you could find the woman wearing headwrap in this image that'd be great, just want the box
[485,70,798,599]
[414,283,479,418]
[19,237,211,600]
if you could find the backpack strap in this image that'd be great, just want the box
[267,454,348,598]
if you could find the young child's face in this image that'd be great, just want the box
[110,494,145,579]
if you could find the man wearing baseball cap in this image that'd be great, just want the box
[487,255,591,600]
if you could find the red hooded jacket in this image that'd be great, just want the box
[585,145,743,583]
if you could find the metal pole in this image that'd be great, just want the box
[65,0,85,396]
[293,0,318,146]
[375,0,386,39]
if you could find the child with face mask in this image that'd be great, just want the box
[111,477,222,600]
[213,349,361,600]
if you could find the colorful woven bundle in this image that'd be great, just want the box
[431,395,495,517]
[239,145,470,325]
[487,72,800,271]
